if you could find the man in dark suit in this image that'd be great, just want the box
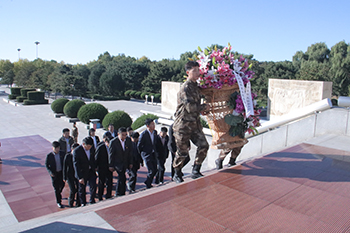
[59,128,74,154]
[127,131,143,193]
[137,118,158,189]
[45,141,65,208]
[95,132,113,200]
[73,137,97,206]
[63,143,80,207]
[89,128,100,151]
[155,127,169,184]
[109,127,133,196]
[108,124,118,138]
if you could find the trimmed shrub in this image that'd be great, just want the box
[77,103,108,124]
[102,110,132,130]
[28,91,45,101]
[8,94,17,100]
[131,114,159,130]
[10,87,21,96]
[124,90,132,97]
[20,88,36,98]
[16,96,27,102]
[140,92,150,99]
[23,99,49,105]
[135,91,142,99]
[92,95,130,101]
[63,99,86,118]
[129,91,136,98]
[154,93,161,102]
[51,98,70,113]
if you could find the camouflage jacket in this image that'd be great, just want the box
[174,80,206,124]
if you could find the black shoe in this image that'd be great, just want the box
[173,168,184,183]
[191,164,204,179]
[80,203,86,207]
[57,203,63,208]
[227,157,237,167]
[154,180,160,184]
[215,159,223,170]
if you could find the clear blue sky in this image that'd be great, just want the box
[1,0,349,64]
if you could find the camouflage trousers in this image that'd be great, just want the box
[173,121,209,169]
[218,146,243,161]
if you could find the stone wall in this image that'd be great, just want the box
[161,81,181,115]
[268,79,332,119]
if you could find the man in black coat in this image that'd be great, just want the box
[73,137,97,206]
[137,118,158,188]
[155,127,169,184]
[58,128,74,154]
[63,143,80,207]
[127,131,143,193]
[95,133,113,200]
[109,127,133,196]
[89,128,100,151]
[45,141,65,208]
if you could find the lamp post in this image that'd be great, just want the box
[34,41,40,59]
[17,48,21,60]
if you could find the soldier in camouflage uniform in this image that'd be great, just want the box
[215,146,243,170]
[172,61,209,183]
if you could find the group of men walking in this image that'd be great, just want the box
[45,60,244,208]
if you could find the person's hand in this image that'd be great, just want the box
[79,179,85,185]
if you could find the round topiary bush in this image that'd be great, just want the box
[124,90,132,97]
[63,99,85,118]
[140,92,150,99]
[131,114,159,130]
[51,98,70,113]
[102,110,132,130]
[77,103,108,124]
[154,93,161,102]
[135,91,142,99]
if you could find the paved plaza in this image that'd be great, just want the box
[2,85,350,232]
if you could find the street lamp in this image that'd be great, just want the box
[17,48,21,60]
[34,41,40,59]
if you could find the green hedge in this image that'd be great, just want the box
[10,87,21,96]
[102,110,132,130]
[16,96,27,102]
[20,88,36,98]
[28,91,45,101]
[131,114,159,130]
[92,95,130,101]
[63,99,86,118]
[129,91,136,98]
[51,98,69,113]
[23,99,49,105]
[77,103,108,124]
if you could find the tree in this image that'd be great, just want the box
[0,59,14,78]
[14,60,36,86]
[99,67,125,96]
[141,60,175,93]
[88,63,105,94]
[2,69,15,87]
[305,42,330,63]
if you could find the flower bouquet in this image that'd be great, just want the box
[196,44,261,149]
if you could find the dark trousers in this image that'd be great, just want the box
[144,156,158,188]
[78,170,97,205]
[51,171,64,204]
[116,169,127,196]
[128,166,139,191]
[67,177,80,207]
[97,170,113,200]
[155,158,166,183]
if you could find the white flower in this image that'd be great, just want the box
[198,52,211,70]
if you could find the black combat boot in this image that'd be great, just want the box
[191,164,204,179]
[215,158,223,170]
[227,157,237,167]
[173,168,184,183]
